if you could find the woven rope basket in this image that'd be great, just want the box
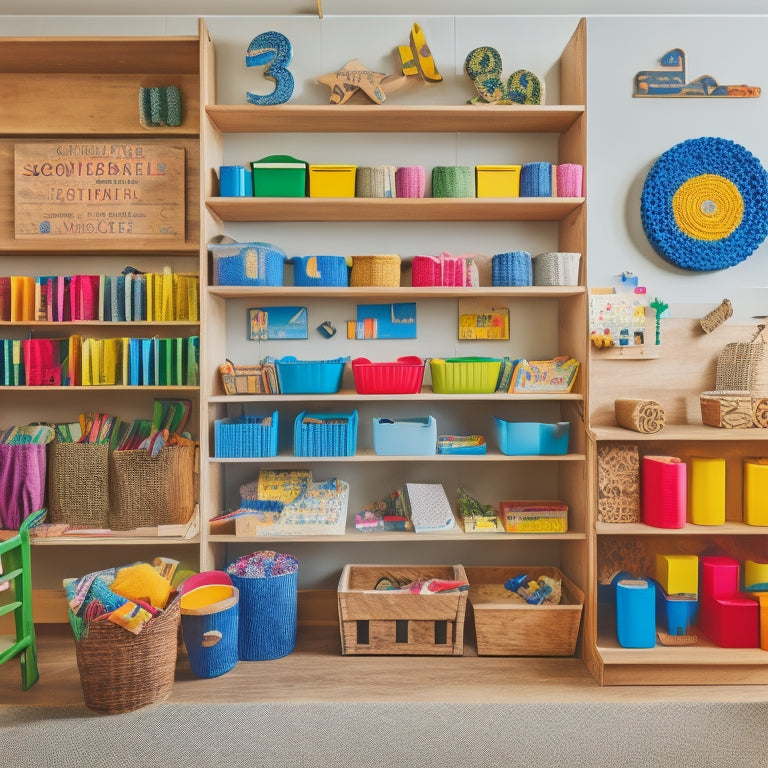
[75,596,180,714]
[349,254,401,287]
[47,441,110,527]
[356,165,397,198]
[108,444,196,530]
[715,326,768,395]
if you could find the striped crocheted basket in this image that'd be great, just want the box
[520,162,552,197]
[356,166,397,198]
[491,251,532,286]
[349,254,401,287]
[432,166,475,198]
[532,252,581,286]
[395,165,426,198]
[556,164,583,197]
[640,136,768,271]
[412,252,477,287]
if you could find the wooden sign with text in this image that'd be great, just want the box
[14,142,186,240]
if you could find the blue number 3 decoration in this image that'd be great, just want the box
[245,31,294,106]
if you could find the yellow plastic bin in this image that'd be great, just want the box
[309,165,357,197]
[476,165,522,198]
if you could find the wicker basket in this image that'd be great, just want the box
[349,254,401,287]
[220,362,267,395]
[47,441,110,527]
[75,596,180,714]
[715,326,768,394]
[356,165,397,198]
[108,444,196,530]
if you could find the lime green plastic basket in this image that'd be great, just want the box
[429,357,502,394]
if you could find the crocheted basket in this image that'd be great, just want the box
[209,237,285,286]
[289,255,349,287]
[356,166,397,198]
[349,254,401,287]
[491,251,532,286]
[556,163,583,197]
[532,252,582,286]
[520,162,552,197]
[640,137,768,271]
[432,166,475,198]
[227,551,298,661]
[395,165,426,198]
[412,252,478,287]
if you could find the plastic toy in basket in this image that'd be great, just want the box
[351,356,425,394]
[289,255,349,287]
[209,236,285,286]
[510,356,580,393]
[429,357,503,394]
[275,356,349,394]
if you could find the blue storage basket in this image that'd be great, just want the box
[289,255,349,287]
[214,412,278,458]
[180,586,239,679]
[227,552,299,661]
[494,418,570,455]
[372,416,436,456]
[492,251,532,286]
[520,162,552,197]
[209,238,285,286]
[294,410,358,457]
[275,356,349,394]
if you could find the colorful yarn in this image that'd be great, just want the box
[226,550,298,579]
[110,563,172,609]
[395,165,426,198]
[520,163,552,197]
[556,163,583,197]
[640,137,768,270]
[432,166,475,198]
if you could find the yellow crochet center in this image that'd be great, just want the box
[672,174,743,241]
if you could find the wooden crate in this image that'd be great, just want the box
[465,566,584,656]
[337,564,468,655]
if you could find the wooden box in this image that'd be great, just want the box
[465,566,584,656]
[337,564,468,655]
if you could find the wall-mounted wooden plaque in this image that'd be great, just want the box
[14,142,185,240]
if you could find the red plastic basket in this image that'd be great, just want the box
[351,356,425,394]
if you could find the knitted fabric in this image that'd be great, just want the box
[395,165,426,198]
[556,163,583,197]
[492,251,533,286]
[432,166,475,198]
[356,166,397,198]
[640,136,768,270]
[520,162,552,197]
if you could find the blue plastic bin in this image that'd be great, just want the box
[372,416,436,456]
[214,412,278,458]
[209,239,285,286]
[294,410,358,457]
[494,419,570,455]
[276,356,349,394]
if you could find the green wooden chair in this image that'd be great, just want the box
[0,508,46,690]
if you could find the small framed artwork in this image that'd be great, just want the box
[248,306,308,340]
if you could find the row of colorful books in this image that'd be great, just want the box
[0,270,199,323]
[0,335,199,386]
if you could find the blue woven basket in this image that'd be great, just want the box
[181,586,240,679]
[214,412,278,458]
[520,162,552,197]
[492,251,533,286]
[209,238,285,286]
[228,554,298,661]
[294,410,358,457]
[289,255,349,287]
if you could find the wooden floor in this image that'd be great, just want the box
[4,622,768,707]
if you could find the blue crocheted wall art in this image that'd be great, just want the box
[640,136,768,270]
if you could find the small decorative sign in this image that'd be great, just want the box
[249,306,308,340]
[14,142,186,240]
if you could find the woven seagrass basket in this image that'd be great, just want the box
[75,596,180,714]
[356,165,396,198]
[47,441,110,527]
[349,254,401,287]
[715,326,768,395]
[108,444,196,530]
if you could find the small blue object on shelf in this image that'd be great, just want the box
[616,577,656,648]
[245,30,295,106]
[494,418,569,456]
[209,237,285,287]
[437,434,486,455]
[289,255,349,287]
[275,356,349,394]
[372,416,436,456]
[491,251,532,286]
[654,579,698,636]
[294,410,358,457]
[520,162,552,197]
[219,165,253,197]
[214,412,278,458]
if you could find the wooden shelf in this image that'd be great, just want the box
[205,104,585,135]
[208,285,585,299]
[209,530,586,543]
[0,321,200,331]
[209,451,587,463]
[206,197,584,223]
[596,521,768,536]
[209,389,583,403]
[590,425,768,441]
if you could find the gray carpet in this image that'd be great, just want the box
[3,701,768,767]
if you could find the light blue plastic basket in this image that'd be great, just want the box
[494,419,570,455]
[276,356,349,394]
[372,416,437,456]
